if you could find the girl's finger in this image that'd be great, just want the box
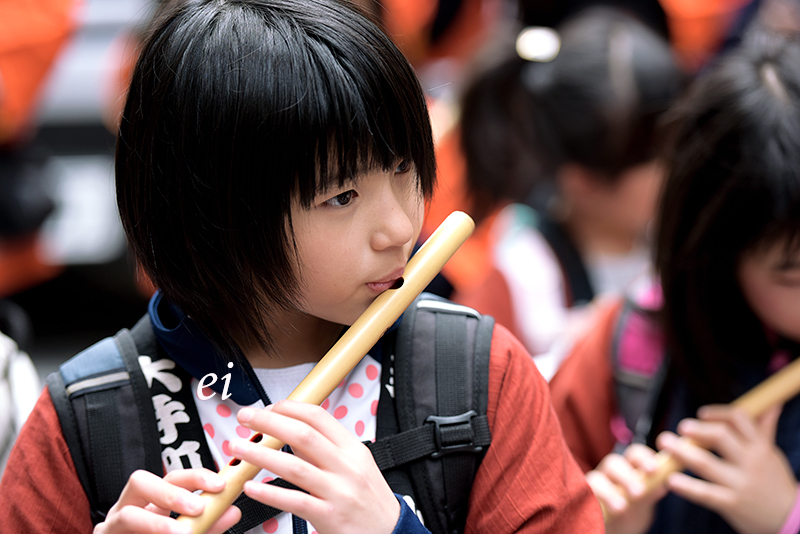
[227,439,328,496]
[754,404,783,444]
[101,504,191,534]
[675,418,744,461]
[114,470,206,517]
[161,470,241,534]
[205,505,243,534]
[242,479,327,520]
[247,400,354,448]
[598,452,647,499]
[696,405,757,442]
[624,443,660,474]
[237,403,340,467]
[163,468,226,494]
[102,503,241,534]
[667,472,735,513]
[657,432,736,488]
[586,469,629,515]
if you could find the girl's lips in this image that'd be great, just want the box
[366,280,400,293]
[366,268,405,293]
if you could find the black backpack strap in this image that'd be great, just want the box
[534,215,595,306]
[46,316,163,524]
[610,299,669,447]
[367,294,493,534]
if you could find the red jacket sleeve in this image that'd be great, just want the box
[0,387,94,533]
[548,300,622,472]
[465,324,604,533]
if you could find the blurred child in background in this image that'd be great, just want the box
[550,27,800,534]
[428,6,683,379]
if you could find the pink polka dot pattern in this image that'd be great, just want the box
[236,425,251,438]
[366,364,379,380]
[319,355,381,447]
[216,404,232,417]
[203,423,215,438]
[201,386,213,398]
[263,518,279,533]
[222,440,231,457]
[348,383,363,398]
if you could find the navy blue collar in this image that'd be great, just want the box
[148,291,397,406]
[148,291,265,405]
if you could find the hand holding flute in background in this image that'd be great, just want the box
[592,392,798,534]
[548,20,800,534]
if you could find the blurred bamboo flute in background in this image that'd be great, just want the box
[176,211,476,534]
[602,355,800,519]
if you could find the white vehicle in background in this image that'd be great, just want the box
[14,0,156,378]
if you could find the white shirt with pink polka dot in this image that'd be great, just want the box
[181,354,383,534]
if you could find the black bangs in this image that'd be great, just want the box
[169,0,436,203]
[214,0,437,209]
[289,12,436,207]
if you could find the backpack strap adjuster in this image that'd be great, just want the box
[426,410,483,458]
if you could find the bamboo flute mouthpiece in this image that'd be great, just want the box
[602,355,800,518]
[177,211,475,533]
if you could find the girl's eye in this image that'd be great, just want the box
[774,269,800,287]
[395,160,411,174]
[324,190,356,207]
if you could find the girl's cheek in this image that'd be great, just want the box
[758,291,800,343]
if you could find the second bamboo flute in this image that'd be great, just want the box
[176,210,476,534]
[603,355,800,518]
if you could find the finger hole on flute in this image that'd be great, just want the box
[391,277,404,289]
[250,433,263,443]
[229,458,242,466]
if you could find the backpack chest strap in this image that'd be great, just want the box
[367,411,490,471]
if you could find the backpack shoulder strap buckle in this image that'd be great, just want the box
[426,409,483,458]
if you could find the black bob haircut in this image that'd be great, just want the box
[116,0,436,358]
[655,30,800,405]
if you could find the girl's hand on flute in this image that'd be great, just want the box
[229,401,401,534]
[587,444,668,534]
[658,405,797,534]
[94,468,241,534]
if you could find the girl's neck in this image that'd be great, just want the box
[243,310,345,369]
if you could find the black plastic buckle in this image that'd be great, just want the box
[425,410,483,459]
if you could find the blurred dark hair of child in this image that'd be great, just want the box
[426,6,684,380]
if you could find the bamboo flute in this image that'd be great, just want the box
[177,210,476,533]
[602,355,800,519]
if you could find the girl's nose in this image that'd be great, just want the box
[370,189,416,251]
